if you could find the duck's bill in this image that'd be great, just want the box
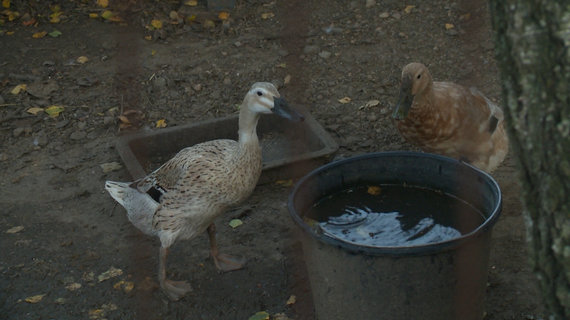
[392,76,413,120]
[273,97,304,122]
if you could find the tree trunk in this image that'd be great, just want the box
[488,1,570,319]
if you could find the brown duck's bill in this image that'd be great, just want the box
[273,97,305,122]
[392,76,414,120]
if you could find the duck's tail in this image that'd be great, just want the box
[105,181,131,207]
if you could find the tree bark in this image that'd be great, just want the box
[488,1,570,319]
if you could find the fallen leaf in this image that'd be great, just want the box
[6,226,24,233]
[6,31,16,36]
[261,12,274,20]
[10,84,26,94]
[26,107,44,115]
[22,18,36,26]
[360,99,380,110]
[445,23,454,30]
[97,266,123,282]
[96,0,109,8]
[89,309,105,319]
[218,12,230,20]
[88,13,98,19]
[6,9,18,21]
[49,11,62,23]
[203,19,215,28]
[185,0,198,6]
[32,31,47,38]
[338,97,351,104]
[156,119,167,128]
[248,311,270,320]
[367,185,382,196]
[186,14,197,22]
[144,35,152,41]
[286,294,297,305]
[284,74,291,85]
[77,56,89,64]
[113,280,135,293]
[45,105,64,117]
[275,179,293,187]
[2,0,9,9]
[151,19,162,29]
[404,5,415,14]
[48,30,62,37]
[100,162,122,173]
[229,219,243,229]
[151,49,157,56]
[54,297,66,304]
[100,10,115,20]
[25,294,46,303]
[65,283,82,291]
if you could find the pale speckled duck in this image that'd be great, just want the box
[105,82,303,301]
[392,62,509,173]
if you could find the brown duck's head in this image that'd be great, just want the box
[392,63,432,120]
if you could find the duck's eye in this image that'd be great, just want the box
[417,74,422,79]
[256,91,263,96]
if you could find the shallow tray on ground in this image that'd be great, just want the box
[115,112,338,184]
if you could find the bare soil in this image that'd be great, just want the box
[0,0,546,319]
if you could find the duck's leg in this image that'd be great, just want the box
[158,246,192,301]
[207,223,246,272]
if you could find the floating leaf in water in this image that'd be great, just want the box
[248,311,270,320]
[404,5,415,14]
[6,226,24,233]
[77,56,89,64]
[98,267,123,282]
[229,219,243,229]
[26,107,44,115]
[338,97,351,104]
[156,119,167,128]
[151,19,162,29]
[286,294,297,305]
[11,84,26,94]
[367,186,382,196]
[45,105,64,117]
[32,31,47,38]
[48,30,62,37]
[25,294,46,303]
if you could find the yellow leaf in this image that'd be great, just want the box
[151,49,157,56]
[25,294,46,303]
[367,185,382,196]
[6,226,24,233]
[97,266,123,282]
[10,84,26,94]
[151,19,162,29]
[261,12,274,20]
[26,107,44,115]
[76,56,89,64]
[118,115,130,124]
[89,309,104,318]
[49,11,62,23]
[156,119,167,128]
[96,0,109,8]
[276,62,286,68]
[404,5,415,14]
[275,179,293,187]
[445,23,454,30]
[218,12,229,20]
[184,0,198,6]
[144,35,152,41]
[186,14,197,22]
[45,105,64,117]
[6,31,15,35]
[2,0,10,9]
[32,31,47,38]
[65,283,82,291]
[248,311,270,320]
[286,294,297,305]
[338,97,351,104]
[101,10,114,20]
[114,280,135,293]
[6,10,19,21]
[89,13,98,19]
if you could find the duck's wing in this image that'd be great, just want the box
[469,87,504,133]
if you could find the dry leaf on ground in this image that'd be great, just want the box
[97,267,123,282]
[6,226,24,233]
[338,97,351,104]
[25,294,46,303]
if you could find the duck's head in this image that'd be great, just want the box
[244,82,304,122]
[393,63,431,120]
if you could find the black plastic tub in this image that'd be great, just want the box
[288,152,502,320]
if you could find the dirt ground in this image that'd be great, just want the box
[0,0,547,319]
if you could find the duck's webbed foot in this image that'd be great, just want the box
[207,223,247,272]
[159,247,192,301]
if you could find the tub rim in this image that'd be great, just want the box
[287,151,503,256]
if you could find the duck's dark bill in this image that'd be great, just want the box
[273,97,304,122]
[393,76,414,120]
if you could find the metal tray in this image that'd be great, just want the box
[115,112,338,184]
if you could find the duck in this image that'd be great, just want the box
[392,62,509,173]
[105,82,303,301]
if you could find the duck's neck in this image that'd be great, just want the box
[238,103,260,146]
